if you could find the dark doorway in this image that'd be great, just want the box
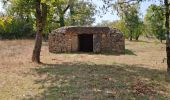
[78,34,93,52]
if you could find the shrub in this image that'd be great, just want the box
[0,16,35,39]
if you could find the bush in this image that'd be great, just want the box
[0,16,35,39]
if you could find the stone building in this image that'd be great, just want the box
[49,26,125,53]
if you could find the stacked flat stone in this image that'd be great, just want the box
[49,26,125,53]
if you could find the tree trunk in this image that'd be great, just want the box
[129,31,133,41]
[70,4,75,25]
[129,36,132,41]
[42,3,47,28]
[56,1,71,27]
[32,0,47,64]
[32,0,42,63]
[135,35,139,41]
[165,0,170,81]
[129,30,133,41]
[160,39,163,43]
[59,15,65,27]
[32,24,43,63]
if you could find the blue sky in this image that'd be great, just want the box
[0,0,160,24]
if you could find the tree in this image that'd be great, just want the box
[144,4,165,42]
[2,0,96,63]
[1,0,46,63]
[6,0,34,21]
[112,20,130,38]
[164,0,170,79]
[96,20,114,27]
[32,0,47,63]
[124,6,141,41]
[51,0,72,27]
[67,0,96,26]
[3,0,76,63]
[134,20,143,40]
[0,16,34,39]
[102,0,170,79]
[113,1,142,41]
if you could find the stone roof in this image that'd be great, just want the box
[50,26,113,35]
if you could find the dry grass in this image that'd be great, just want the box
[0,39,169,100]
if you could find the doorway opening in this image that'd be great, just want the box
[78,34,93,52]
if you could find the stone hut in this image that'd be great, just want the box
[49,26,125,53]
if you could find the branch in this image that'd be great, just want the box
[117,0,139,4]
[41,3,47,28]
[63,5,70,13]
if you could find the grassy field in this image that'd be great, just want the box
[0,39,170,100]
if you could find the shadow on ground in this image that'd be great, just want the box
[129,40,153,43]
[26,62,169,100]
[51,49,136,56]
[125,49,136,56]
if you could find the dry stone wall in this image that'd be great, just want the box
[49,27,125,53]
[101,29,125,53]
[49,33,71,53]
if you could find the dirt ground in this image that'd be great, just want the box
[0,39,170,100]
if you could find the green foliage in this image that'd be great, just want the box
[111,20,130,38]
[96,20,114,27]
[1,0,96,39]
[0,16,34,39]
[123,5,143,40]
[7,0,35,18]
[144,4,166,42]
[66,0,96,26]
[97,18,143,40]
[133,20,144,40]
[112,2,144,41]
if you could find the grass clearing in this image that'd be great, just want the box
[0,39,170,99]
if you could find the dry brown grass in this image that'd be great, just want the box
[0,39,169,100]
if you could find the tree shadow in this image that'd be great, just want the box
[25,62,169,100]
[52,49,136,56]
[125,49,137,56]
[129,40,152,43]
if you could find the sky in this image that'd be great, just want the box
[0,0,160,25]
[93,0,160,25]
[0,2,4,13]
